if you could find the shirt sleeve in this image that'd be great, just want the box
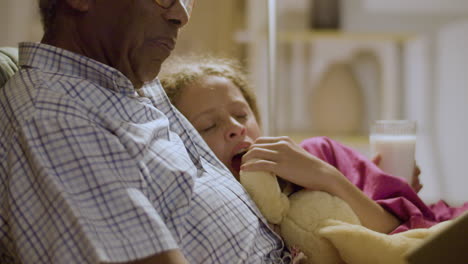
[5,114,179,263]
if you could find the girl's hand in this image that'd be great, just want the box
[241,136,344,193]
[410,165,423,193]
[372,154,423,193]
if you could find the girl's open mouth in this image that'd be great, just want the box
[231,150,247,174]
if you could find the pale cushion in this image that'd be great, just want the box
[0,47,19,88]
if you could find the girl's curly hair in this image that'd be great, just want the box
[159,54,261,124]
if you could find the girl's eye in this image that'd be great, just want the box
[235,113,248,120]
[201,124,216,133]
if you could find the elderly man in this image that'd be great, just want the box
[0,0,285,263]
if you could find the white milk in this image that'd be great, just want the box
[370,134,416,182]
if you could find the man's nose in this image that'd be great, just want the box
[163,0,189,27]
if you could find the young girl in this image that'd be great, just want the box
[159,55,468,234]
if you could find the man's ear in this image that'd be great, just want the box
[65,0,90,12]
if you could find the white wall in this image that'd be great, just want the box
[0,0,42,47]
[435,21,468,205]
[344,0,468,204]
[403,35,443,204]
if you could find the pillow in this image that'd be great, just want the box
[0,47,19,87]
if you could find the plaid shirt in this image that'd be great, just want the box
[0,43,285,264]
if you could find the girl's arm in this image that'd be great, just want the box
[241,136,400,233]
[326,171,400,233]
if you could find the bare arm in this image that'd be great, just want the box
[325,169,400,233]
[105,249,188,264]
[242,136,400,233]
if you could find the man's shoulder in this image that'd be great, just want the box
[1,68,102,126]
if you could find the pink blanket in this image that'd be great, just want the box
[300,136,468,234]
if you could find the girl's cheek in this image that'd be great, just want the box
[205,134,225,153]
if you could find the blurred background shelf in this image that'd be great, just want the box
[278,30,413,43]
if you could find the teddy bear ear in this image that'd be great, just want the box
[240,170,289,224]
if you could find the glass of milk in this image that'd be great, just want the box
[369,120,417,183]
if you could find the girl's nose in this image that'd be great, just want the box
[226,120,246,140]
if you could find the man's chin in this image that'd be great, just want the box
[140,64,161,82]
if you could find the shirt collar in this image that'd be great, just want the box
[18,42,135,95]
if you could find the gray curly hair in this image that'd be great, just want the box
[38,0,58,34]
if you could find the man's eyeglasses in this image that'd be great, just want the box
[155,0,195,18]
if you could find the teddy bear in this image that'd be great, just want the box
[240,169,452,264]
[240,169,360,264]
